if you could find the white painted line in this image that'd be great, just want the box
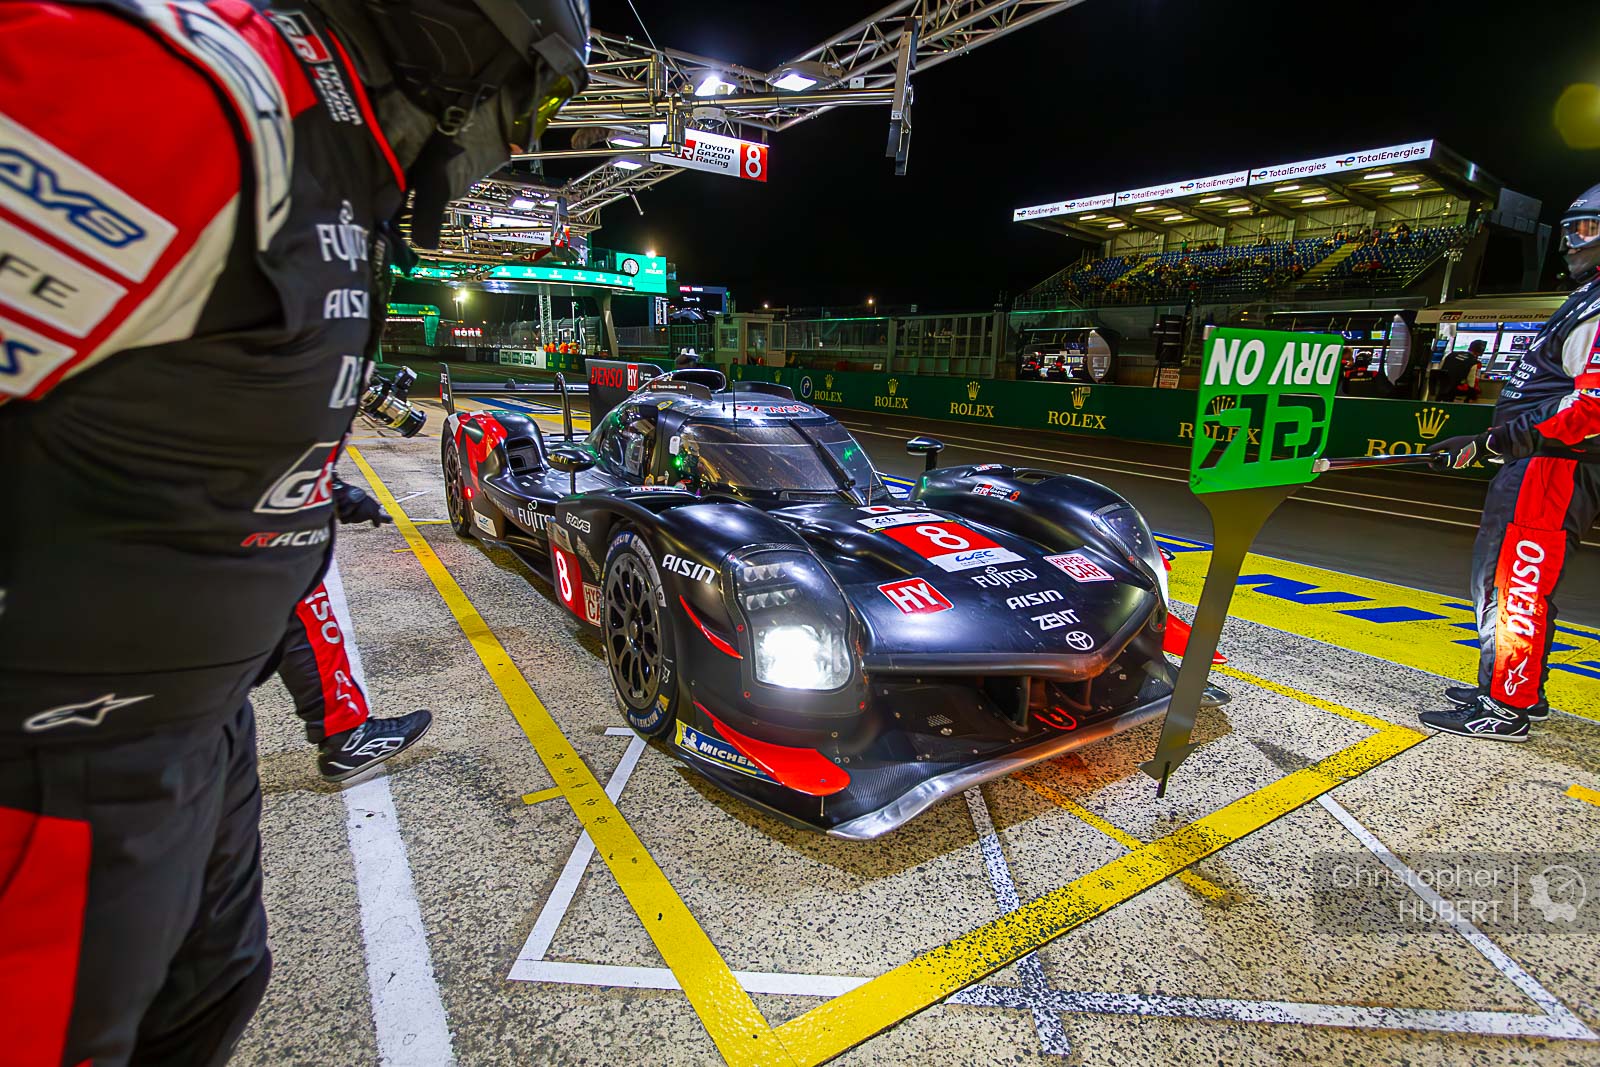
[513,960,870,998]
[512,728,646,965]
[964,788,1074,1056]
[1318,795,1596,1039]
[392,490,427,505]
[324,562,457,1065]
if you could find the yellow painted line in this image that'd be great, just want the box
[1014,774,1226,900]
[1567,784,1600,809]
[771,724,1426,1064]
[521,786,565,806]
[1165,550,1600,724]
[409,519,454,526]
[1214,664,1393,733]
[347,448,793,1067]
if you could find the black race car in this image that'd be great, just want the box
[440,361,1210,838]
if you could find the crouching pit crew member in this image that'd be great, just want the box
[1423,182,1600,740]
[0,0,590,1063]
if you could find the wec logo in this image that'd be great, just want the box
[0,149,146,247]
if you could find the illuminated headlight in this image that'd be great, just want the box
[731,549,852,691]
[1094,503,1167,604]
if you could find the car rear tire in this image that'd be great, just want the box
[442,442,475,538]
[602,531,679,738]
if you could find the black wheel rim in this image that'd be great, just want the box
[605,554,662,708]
[445,452,466,528]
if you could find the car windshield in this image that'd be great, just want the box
[676,419,885,500]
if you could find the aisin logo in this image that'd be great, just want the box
[1416,406,1450,440]
[967,380,981,400]
[1071,386,1091,410]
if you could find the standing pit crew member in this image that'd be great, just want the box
[282,474,432,782]
[1423,183,1600,740]
[0,2,589,1065]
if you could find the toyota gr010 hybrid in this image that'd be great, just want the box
[439,361,1216,838]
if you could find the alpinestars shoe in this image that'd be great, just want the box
[1444,684,1548,721]
[318,710,434,782]
[1419,695,1529,742]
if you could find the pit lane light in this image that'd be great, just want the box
[1227,206,1251,214]
[767,61,836,92]
[509,197,536,210]
[694,73,735,97]
[606,129,648,148]
[612,155,646,171]
[1391,183,1421,192]
[1301,195,1328,204]
[730,549,852,691]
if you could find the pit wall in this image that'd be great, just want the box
[717,364,1490,476]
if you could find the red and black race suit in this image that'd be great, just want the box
[0,0,405,740]
[1474,282,1600,708]
[276,580,370,743]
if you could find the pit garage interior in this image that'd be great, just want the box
[231,2,1598,1065]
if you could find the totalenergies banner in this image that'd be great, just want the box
[725,365,1492,477]
[1013,139,1437,221]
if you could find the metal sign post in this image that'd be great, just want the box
[1141,327,1345,796]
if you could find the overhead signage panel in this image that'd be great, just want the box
[650,126,768,182]
[1014,139,1439,220]
[1247,140,1434,186]
[1012,193,1115,222]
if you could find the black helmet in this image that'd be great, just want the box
[364,0,590,246]
[1559,181,1600,283]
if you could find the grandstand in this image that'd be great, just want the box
[1014,139,1542,311]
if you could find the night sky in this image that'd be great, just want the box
[527,0,1598,312]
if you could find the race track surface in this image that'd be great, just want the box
[234,398,1600,1066]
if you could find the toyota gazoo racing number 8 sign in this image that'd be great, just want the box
[651,127,768,183]
[882,521,1024,573]
[1191,327,1344,494]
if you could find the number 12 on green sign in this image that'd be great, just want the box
[1190,329,1344,494]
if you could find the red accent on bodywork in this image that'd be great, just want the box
[454,415,507,491]
[681,596,741,659]
[699,706,850,797]
[0,805,91,1067]
[1163,614,1226,665]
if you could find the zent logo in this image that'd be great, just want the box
[1031,610,1083,633]
[255,442,341,514]
[1046,553,1114,583]
[878,577,953,615]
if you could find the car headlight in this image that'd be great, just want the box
[730,549,852,691]
[1093,503,1168,604]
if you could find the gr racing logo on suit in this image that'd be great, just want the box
[256,441,341,514]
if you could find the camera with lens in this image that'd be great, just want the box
[359,365,427,437]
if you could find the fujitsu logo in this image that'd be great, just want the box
[317,201,369,271]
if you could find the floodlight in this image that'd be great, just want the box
[767,62,834,92]
[607,129,648,148]
[1300,195,1328,204]
[1391,183,1420,192]
[509,198,536,211]
[695,73,735,97]
[1227,206,1251,214]
[612,156,646,171]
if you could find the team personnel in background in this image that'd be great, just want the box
[0,1,589,1063]
[282,475,432,782]
[1423,183,1600,741]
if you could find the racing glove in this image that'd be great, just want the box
[331,474,392,527]
[1426,429,1500,471]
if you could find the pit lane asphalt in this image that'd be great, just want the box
[230,402,1600,1066]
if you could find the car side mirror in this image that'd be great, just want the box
[905,435,945,472]
[549,445,595,493]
